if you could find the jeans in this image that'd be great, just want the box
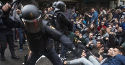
[67,55,100,65]
[88,55,100,65]
[67,57,93,65]
[18,28,25,49]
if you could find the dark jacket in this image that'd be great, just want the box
[53,11,73,35]
[0,8,22,32]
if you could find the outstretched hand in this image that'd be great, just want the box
[64,61,67,64]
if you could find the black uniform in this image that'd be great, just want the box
[53,11,73,35]
[0,6,20,61]
[2,4,75,65]
[23,20,74,65]
[51,1,73,58]
[3,14,75,65]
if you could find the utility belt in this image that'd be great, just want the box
[0,25,7,29]
[0,26,12,32]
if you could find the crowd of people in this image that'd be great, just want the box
[0,0,125,65]
[43,3,125,65]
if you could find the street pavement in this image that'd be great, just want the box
[0,41,81,65]
[0,43,53,65]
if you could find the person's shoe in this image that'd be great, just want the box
[11,56,20,59]
[0,56,6,61]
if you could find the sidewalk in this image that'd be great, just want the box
[0,42,52,65]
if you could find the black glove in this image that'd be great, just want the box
[60,35,74,50]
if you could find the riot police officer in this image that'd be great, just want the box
[0,2,20,61]
[20,4,75,65]
[52,1,73,59]
[53,1,73,35]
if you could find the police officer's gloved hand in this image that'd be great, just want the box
[60,35,74,49]
[59,35,78,56]
[71,45,76,51]
[71,45,78,56]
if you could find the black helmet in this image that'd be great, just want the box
[21,4,41,21]
[55,1,66,12]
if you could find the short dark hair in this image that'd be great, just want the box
[96,39,104,44]
[116,46,125,55]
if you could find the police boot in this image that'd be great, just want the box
[0,52,6,61]
[10,50,20,59]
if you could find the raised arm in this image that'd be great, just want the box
[43,20,75,51]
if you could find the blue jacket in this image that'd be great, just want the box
[102,54,125,65]
[91,11,98,25]
[121,22,125,30]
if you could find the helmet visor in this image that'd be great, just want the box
[22,15,42,33]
